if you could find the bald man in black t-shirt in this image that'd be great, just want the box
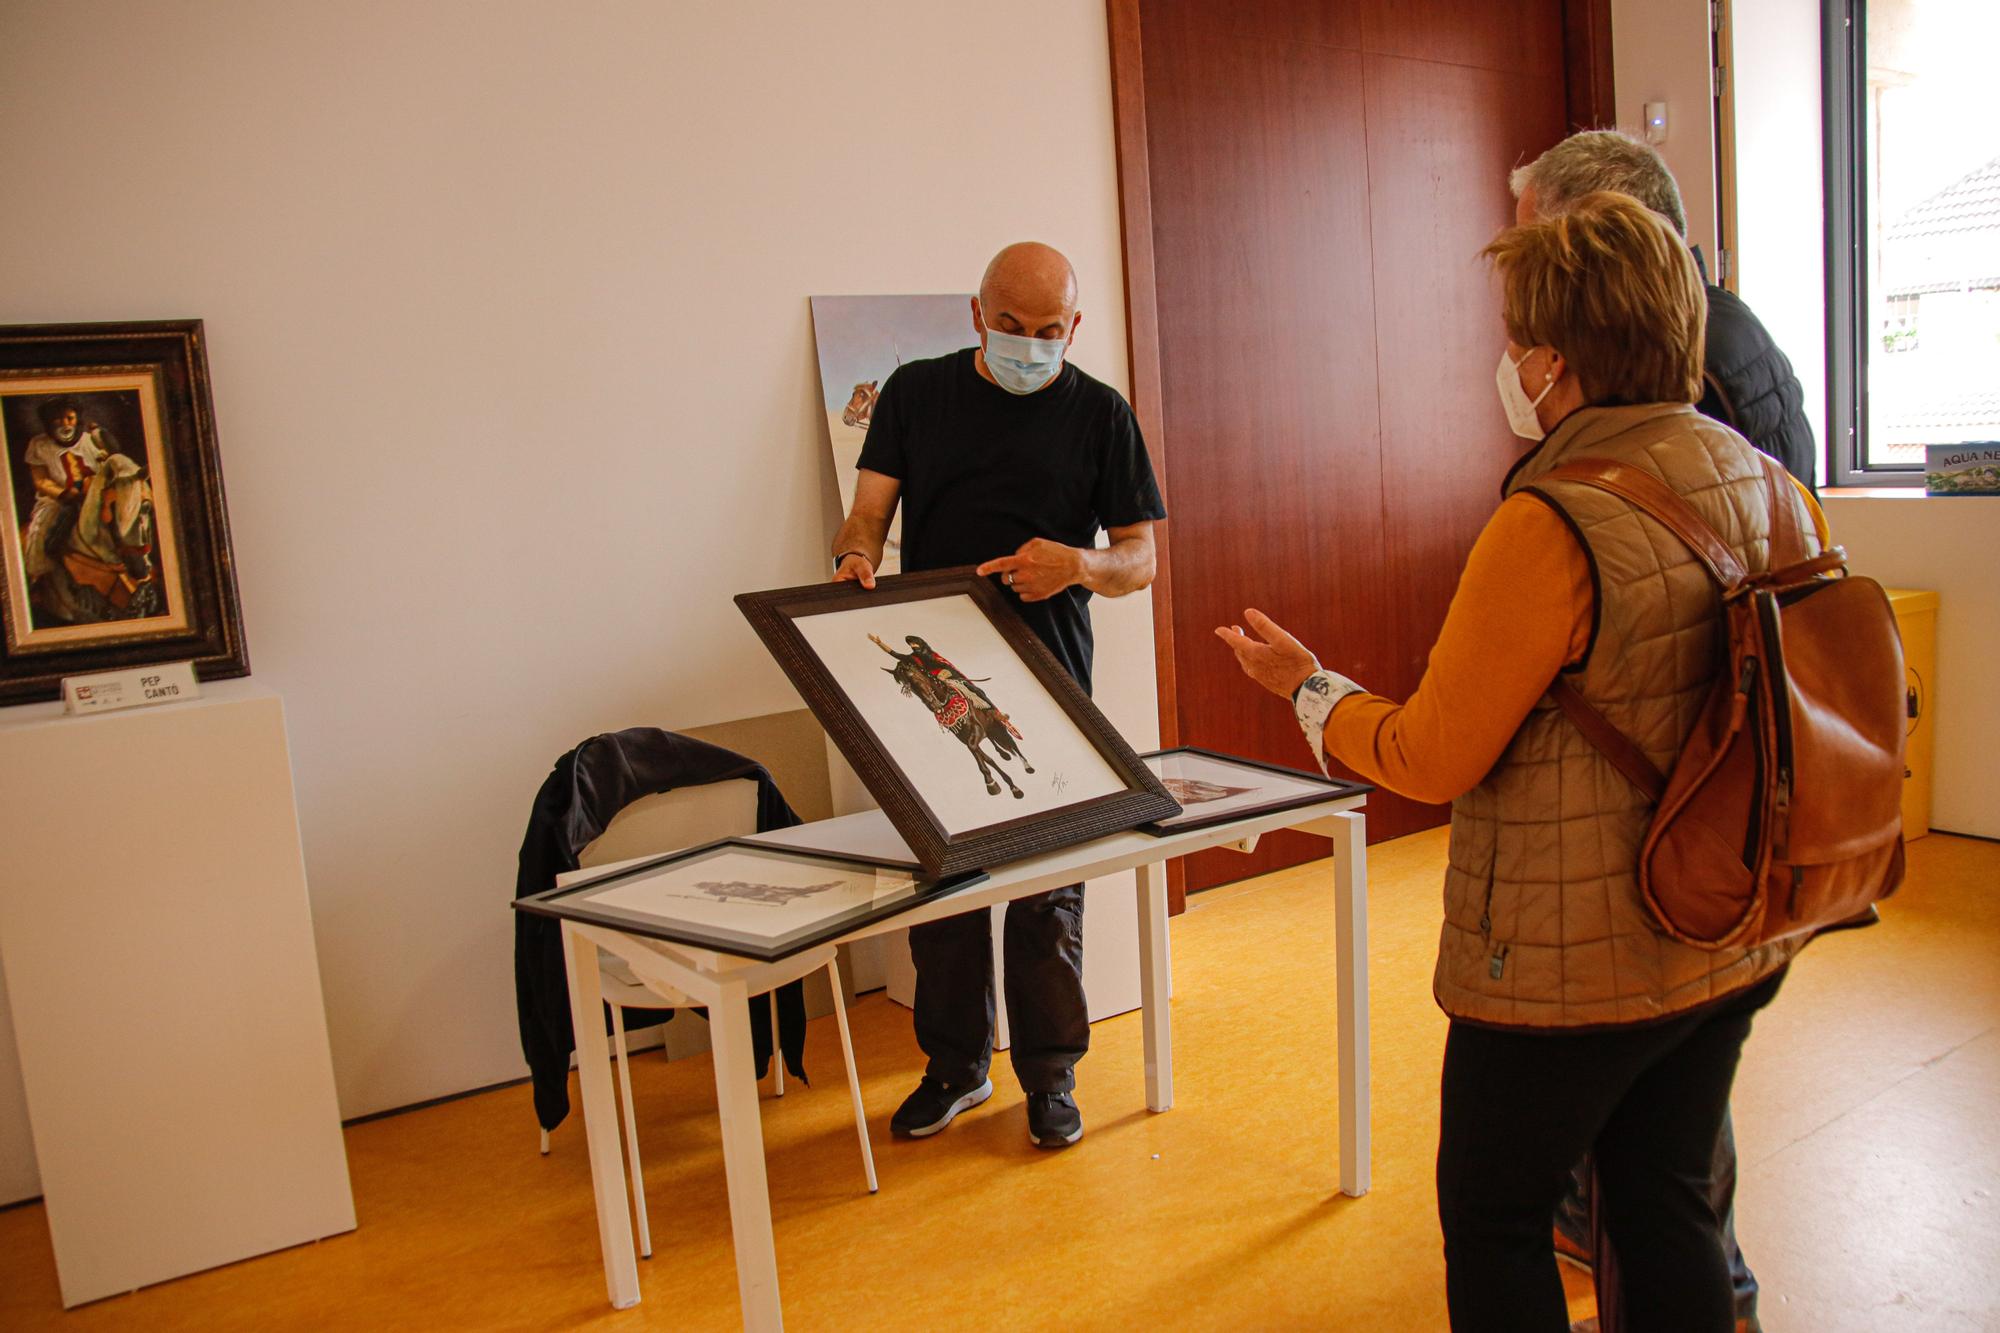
[830,241,1166,1149]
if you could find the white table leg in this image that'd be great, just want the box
[710,976,784,1332]
[608,1002,652,1259]
[1135,860,1173,1112]
[1330,811,1371,1197]
[825,957,879,1194]
[561,924,640,1309]
[768,989,785,1097]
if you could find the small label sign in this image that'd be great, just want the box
[62,661,202,715]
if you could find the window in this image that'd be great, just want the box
[1825,0,2000,485]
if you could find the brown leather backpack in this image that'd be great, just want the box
[1542,459,1907,950]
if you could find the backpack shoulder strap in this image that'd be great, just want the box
[1543,459,1748,588]
[1762,458,1812,567]
[1548,677,1668,802]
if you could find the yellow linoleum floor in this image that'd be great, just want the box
[3,830,1995,1331]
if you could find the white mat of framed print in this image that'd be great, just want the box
[808,294,974,575]
[794,593,1126,833]
[1139,748,1369,835]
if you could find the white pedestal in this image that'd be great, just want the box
[0,680,355,1307]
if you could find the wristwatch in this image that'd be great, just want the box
[1292,668,1365,775]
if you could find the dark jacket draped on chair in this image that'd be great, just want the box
[514,727,810,1130]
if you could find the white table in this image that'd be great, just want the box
[557,793,1369,1328]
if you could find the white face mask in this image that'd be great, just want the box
[982,326,1068,395]
[1495,347,1556,440]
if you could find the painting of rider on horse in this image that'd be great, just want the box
[6,390,166,634]
[871,632,1037,799]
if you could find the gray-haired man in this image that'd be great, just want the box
[1513,128,1817,494]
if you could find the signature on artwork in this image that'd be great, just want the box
[1050,771,1070,798]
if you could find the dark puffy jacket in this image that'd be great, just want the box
[1696,284,1817,494]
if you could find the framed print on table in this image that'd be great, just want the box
[0,321,247,704]
[1138,747,1371,835]
[736,568,1179,877]
[513,839,988,963]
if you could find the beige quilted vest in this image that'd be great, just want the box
[1433,402,1815,1029]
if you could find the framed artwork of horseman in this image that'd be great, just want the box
[0,321,246,704]
[736,568,1177,877]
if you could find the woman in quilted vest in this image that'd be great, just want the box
[1218,192,1819,1332]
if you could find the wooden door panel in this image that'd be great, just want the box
[1363,50,1569,723]
[1359,0,1565,75]
[1129,0,1580,893]
[1151,1,1363,51]
[1141,17,1401,887]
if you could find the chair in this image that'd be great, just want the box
[543,778,878,1258]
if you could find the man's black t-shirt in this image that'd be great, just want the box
[856,348,1166,695]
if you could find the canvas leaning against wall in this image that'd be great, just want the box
[808,294,974,575]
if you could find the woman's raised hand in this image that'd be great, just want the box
[1215,608,1320,700]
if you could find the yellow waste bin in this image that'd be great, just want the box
[1886,588,1938,841]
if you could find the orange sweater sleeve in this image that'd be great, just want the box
[1322,494,1593,805]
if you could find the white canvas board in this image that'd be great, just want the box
[583,847,919,947]
[809,294,975,576]
[792,593,1125,835]
[1143,751,1337,827]
[0,683,354,1306]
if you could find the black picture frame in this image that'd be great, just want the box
[512,838,988,963]
[736,567,1180,877]
[0,320,248,703]
[1138,747,1371,835]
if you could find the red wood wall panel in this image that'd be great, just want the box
[1141,17,1391,885]
[1365,56,1570,743]
[1359,0,1564,75]
[1132,0,1571,890]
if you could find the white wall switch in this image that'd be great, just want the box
[1644,100,1669,144]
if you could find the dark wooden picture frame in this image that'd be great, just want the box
[513,837,988,963]
[736,567,1179,877]
[0,320,247,704]
[1138,747,1371,836]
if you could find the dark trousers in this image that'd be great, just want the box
[1436,972,1782,1333]
[909,883,1088,1094]
[1585,1109,1758,1332]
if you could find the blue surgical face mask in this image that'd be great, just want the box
[982,326,1068,394]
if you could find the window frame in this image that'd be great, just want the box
[1823,0,1923,487]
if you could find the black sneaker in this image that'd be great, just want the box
[890,1076,993,1138]
[1027,1091,1083,1149]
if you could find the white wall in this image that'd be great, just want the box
[0,0,1153,1139]
[1731,0,1829,452]
[1821,496,2000,839]
[1611,0,1719,263]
